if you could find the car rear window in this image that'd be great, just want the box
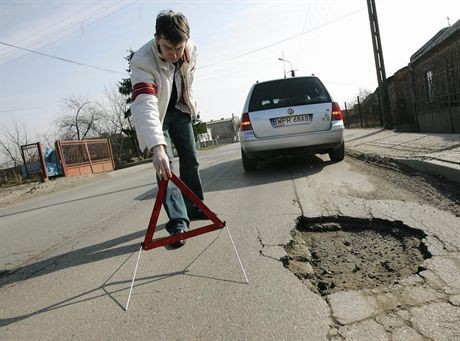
[248,77,331,112]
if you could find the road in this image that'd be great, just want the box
[1,142,459,340]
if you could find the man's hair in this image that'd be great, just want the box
[155,10,190,44]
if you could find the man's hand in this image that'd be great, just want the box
[152,145,171,181]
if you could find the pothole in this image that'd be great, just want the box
[283,216,431,296]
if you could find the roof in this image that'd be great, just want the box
[410,19,460,64]
[206,118,235,125]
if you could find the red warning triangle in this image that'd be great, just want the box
[142,173,225,250]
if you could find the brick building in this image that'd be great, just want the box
[206,116,240,144]
[409,19,460,133]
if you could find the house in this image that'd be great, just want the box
[346,20,459,133]
[206,116,240,144]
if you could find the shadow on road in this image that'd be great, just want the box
[134,153,335,199]
[0,224,165,289]
[0,151,335,327]
[0,229,245,327]
[0,183,154,218]
[201,153,333,192]
[1,153,333,288]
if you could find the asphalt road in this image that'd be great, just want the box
[1,142,459,340]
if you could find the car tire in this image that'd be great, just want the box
[241,148,258,171]
[329,142,345,162]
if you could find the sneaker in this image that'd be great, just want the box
[170,230,186,248]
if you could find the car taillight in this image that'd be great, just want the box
[331,102,343,121]
[240,113,253,131]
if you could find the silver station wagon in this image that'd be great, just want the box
[239,76,345,171]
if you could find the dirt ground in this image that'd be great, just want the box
[284,217,429,296]
[345,153,460,217]
[0,173,109,209]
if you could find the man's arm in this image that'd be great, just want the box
[130,60,171,179]
[183,40,199,119]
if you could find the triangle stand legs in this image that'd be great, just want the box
[125,245,142,311]
[124,225,249,311]
[225,225,249,284]
[124,172,248,311]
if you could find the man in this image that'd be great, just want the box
[130,10,205,248]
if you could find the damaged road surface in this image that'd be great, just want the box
[284,217,430,296]
[282,153,460,340]
[1,143,459,340]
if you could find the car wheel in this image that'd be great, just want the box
[329,142,345,162]
[241,148,258,171]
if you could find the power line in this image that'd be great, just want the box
[1,0,137,65]
[0,1,100,56]
[199,7,365,71]
[0,6,365,79]
[0,106,48,113]
[1,0,126,62]
[1,1,122,62]
[0,41,124,74]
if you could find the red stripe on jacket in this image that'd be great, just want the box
[132,82,157,101]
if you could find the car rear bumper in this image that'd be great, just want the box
[240,125,344,158]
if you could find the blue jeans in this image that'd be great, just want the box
[159,109,204,234]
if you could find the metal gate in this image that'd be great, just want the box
[20,142,48,181]
[56,139,114,177]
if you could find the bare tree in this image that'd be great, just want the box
[343,88,372,109]
[100,86,142,164]
[0,119,32,167]
[55,97,104,140]
[357,88,372,101]
[39,130,58,150]
[99,86,129,135]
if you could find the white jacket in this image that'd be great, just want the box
[130,39,198,150]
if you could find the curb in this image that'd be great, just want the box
[395,159,460,184]
[346,150,460,184]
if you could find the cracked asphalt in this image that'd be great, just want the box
[284,217,429,296]
[1,142,459,340]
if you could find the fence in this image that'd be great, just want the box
[344,93,383,129]
[56,139,114,177]
[20,142,47,181]
[0,166,25,186]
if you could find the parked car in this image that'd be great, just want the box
[239,76,345,171]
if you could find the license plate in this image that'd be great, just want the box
[270,114,312,128]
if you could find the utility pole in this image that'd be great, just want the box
[278,53,297,78]
[357,96,364,128]
[279,51,286,78]
[366,0,393,129]
[344,102,350,128]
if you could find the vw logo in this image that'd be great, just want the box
[287,108,294,115]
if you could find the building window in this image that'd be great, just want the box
[426,70,434,103]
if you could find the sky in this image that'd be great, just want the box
[1,0,458,139]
